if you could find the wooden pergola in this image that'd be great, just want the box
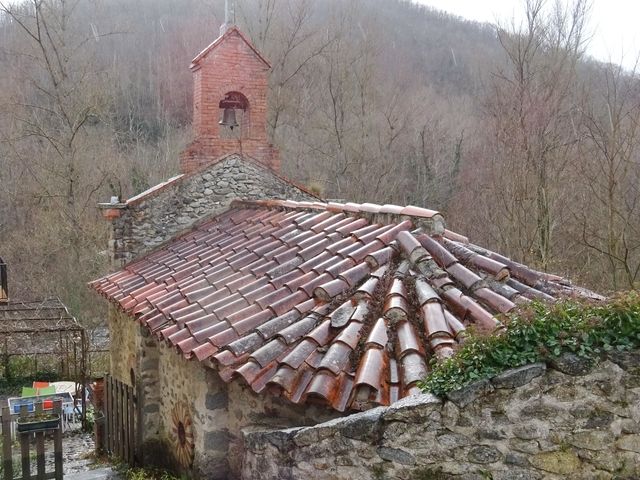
[0,298,88,422]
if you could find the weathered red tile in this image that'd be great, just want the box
[338,263,370,287]
[396,320,422,357]
[318,342,352,375]
[354,277,379,299]
[462,296,499,330]
[277,315,318,345]
[384,295,408,321]
[209,327,240,347]
[267,365,299,393]
[226,332,264,356]
[329,301,356,328]
[231,309,274,335]
[313,278,350,302]
[355,347,386,391]
[255,310,300,340]
[305,371,337,403]
[418,234,457,268]
[334,320,364,349]
[297,251,333,273]
[268,290,309,317]
[446,262,483,290]
[335,218,368,235]
[365,246,395,269]
[305,319,333,346]
[280,338,318,369]
[475,287,516,314]
[332,373,355,412]
[444,309,466,338]
[422,302,452,338]
[400,351,428,387]
[366,317,388,348]
[324,258,357,278]
[192,342,218,361]
[249,338,288,368]
[191,319,231,343]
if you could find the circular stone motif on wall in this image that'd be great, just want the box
[171,402,195,468]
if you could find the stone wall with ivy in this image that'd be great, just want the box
[241,350,640,479]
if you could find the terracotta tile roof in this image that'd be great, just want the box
[90,199,601,411]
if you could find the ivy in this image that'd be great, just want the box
[419,292,640,396]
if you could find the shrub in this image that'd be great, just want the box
[420,292,640,396]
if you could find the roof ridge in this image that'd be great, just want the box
[190,25,270,69]
[231,199,447,235]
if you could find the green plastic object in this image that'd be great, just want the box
[21,387,37,397]
[38,386,56,395]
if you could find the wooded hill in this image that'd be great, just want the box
[0,0,638,328]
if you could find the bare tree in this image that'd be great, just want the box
[477,0,589,269]
[578,61,640,289]
[0,0,111,314]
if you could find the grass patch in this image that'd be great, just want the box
[420,292,640,396]
[116,465,184,480]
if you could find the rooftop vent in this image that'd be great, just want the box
[0,257,7,304]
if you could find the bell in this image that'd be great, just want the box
[219,107,239,130]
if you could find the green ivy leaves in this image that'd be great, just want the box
[420,292,640,396]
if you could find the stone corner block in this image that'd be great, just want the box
[338,406,385,441]
[381,393,442,422]
[608,351,640,371]
[548,352,592,376]
[491,363,546,389]
[446,380,493,408]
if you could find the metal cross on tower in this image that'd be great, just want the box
[220,0,236,36]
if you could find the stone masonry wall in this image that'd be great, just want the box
[226,383,342,478]
[242,351,640,480]
[109,155,315,266]
[108,309,138,385]
[109,315,232,479]
[155,342,230,479]
[108,309,342,479]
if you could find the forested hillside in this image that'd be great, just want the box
[0,0,638,328]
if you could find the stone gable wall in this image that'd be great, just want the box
[241,352,640,480]
[109,155,315,266]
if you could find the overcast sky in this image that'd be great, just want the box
[413,0,639,70]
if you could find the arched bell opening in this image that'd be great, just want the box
[219,91,249,139]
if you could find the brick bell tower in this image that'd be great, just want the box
[180,0,279,173]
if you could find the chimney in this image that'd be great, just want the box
[0,257,8,304]
[179,4,279,174]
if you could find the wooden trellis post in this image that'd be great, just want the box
[1,399,63,480]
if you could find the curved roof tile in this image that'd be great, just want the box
[90,199,602,412]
